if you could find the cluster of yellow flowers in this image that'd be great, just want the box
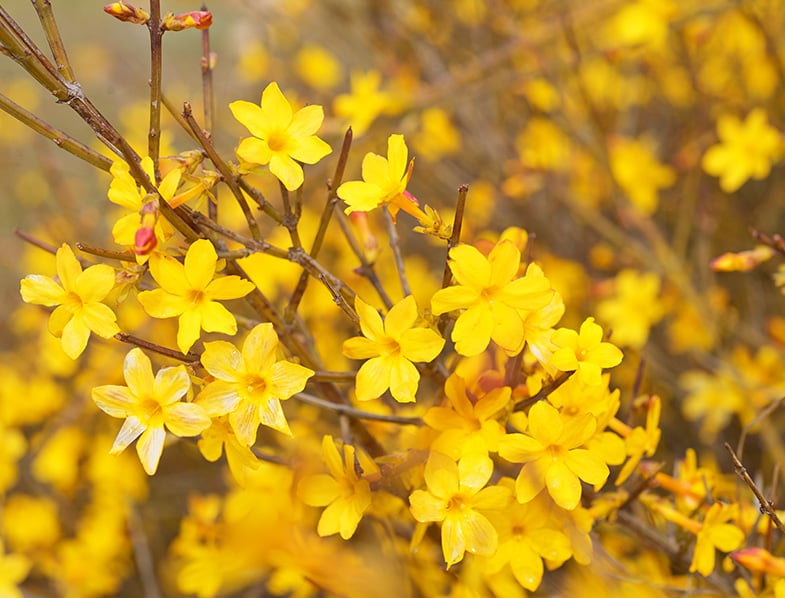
[7,1,785,597]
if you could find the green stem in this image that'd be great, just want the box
[32,0,74,82]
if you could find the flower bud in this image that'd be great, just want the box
[134,226,156,256]
[103,2,150,25]
[161,10,213,31]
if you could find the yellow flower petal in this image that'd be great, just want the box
[136,426,166,475]
[20,275,65,306]
[184,239,217,290]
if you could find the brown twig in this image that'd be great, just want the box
[115,332,201,364]
[724,442,785,536]
[514,371,574,411]
[32,0,74,82]
[384,207,411,297]
[147,0,163,173]
[441,184,468,289]
[75,242,134,262]
[295,392,423,426]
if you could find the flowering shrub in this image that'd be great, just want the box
[5,1,785,596]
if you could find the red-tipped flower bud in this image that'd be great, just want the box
[161,10,213,31]
[134,226,157,256]
[103,2,150,25]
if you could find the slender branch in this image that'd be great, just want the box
[128,502,163,598]
[295,392,423,425]
[238,178,282,223]
[181,101,261,240]
[199,8,217,221]
[384,207,411,297]
[32,0,74,82]
[115,332,201,364]
[147,0,163,172]
[75,242,134,262]
[189,210,288,259]
[441,184,468,289]
[285,128,353,322]
[280,180,302,248]
[0,92,111,171]
[724,442,785,536]
[310,370,358,383]
[514,371,574,411]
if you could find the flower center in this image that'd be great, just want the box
[188,289,205,305]
[267,130,289,153]
[379,337,401,358]
[140,398,163,427]
[244,374,269,402]
[446,494,468,512]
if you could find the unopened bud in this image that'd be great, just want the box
[162,10,213,31]
[103,2,150,25]
[732,547,785,577]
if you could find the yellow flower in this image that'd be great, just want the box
[0,541,30,598]
[498,401,609,510]
[333,69,395,137]
[337,134,415,218]
[690,503,744,576]
[137,239,255,354]
[702,108,783,193]
[107,156,181,262]
[596,269,665,349]
[20,243,120,359]
[550,317,623,386]
[423,374,509,460]
[609,137,675,214]
[230,81,332,191]
[297,435,379,539]
[431,240,553,357]
[342,295,444,402]
[409,451,511,568]
[195,323,314,442]
[197,416,260,487]
[91,348,210,475]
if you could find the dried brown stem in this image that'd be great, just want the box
[514,371,574,411]
[295,392,423,426]
[384,207,410,297]
[147,0,163,172]
[115,332,201,364]
[75,242,134,262]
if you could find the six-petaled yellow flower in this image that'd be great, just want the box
[297,435,379,539]
[230,81,332,191]
[20,243,120,359]
[550,317,623,386]
[431,240,553,357]
[498,400,609,510]
[137,239,255,354]
[195,323,314,442]
[690,502,745,576]
[409,451,511,568]
[91,348,211,475]
[702,108,783,193]
[342,295,444,402]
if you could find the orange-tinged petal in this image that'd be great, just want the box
[199,301,238,335]
[177,309,203,354]
[399,328,444,362]
[342,336,380,360]
[80,302,120,338]
[452,305,493,356]
[269,153,304,191]
[123,348,155,397]
[201,341,243,381]
[448,244,491,289]
[261,82,293,127]
[111,416,145,454]
[430,285,480,314]
[165,403,210,437]
[354,357,390,401]
[236,136,273,165]
[56,244,82,291]
[229,100,268,138]
[153,365,191,406]
[60,313,91,359]
[460,510,498,556]
[92,385,136,418]
[184,239,217,290]
[488,240,520,287]
[136,426,166,475]
[545,459,581,509]
[20,275,66,306]
[299,473,341,506]
[289,134,332,164]
[270,361,313,399]
[384,295,418,338]
[441,516,467,567]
